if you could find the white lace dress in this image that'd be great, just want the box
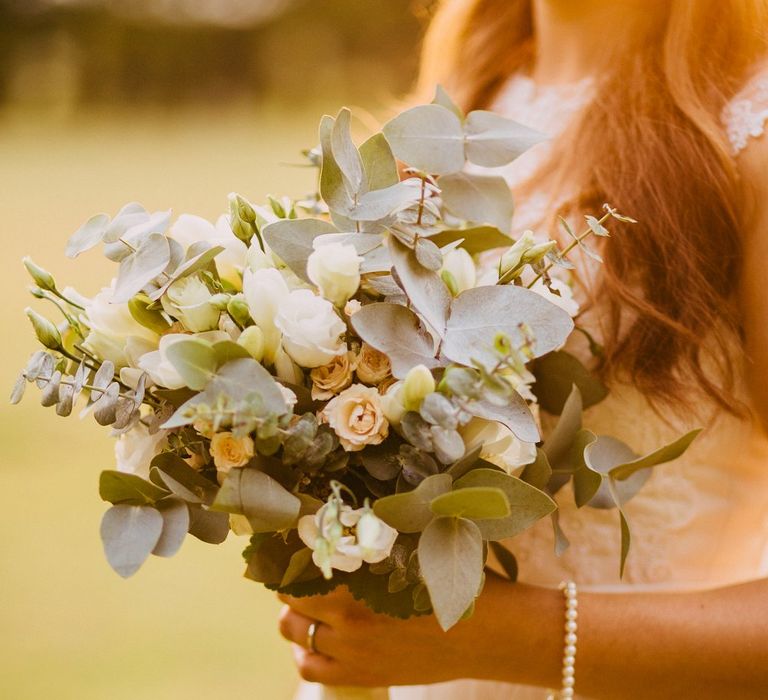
[297,72,768,700]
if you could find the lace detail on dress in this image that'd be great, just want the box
[722,71,768,155]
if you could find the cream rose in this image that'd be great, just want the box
[307,242,363,306]
[274,289,346,368]
[114,423,168,479]
[210,431,255,473]
[321,384,389,451]
[355,343,392,386]
[310,351,357,400]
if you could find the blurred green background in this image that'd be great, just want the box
[0,1,428,697]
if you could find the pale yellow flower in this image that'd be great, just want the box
[210,432,255,473]
[310,351,357,400]
[355,343,392,386]
[321,384,389,451]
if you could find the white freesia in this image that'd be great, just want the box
[530,277,580,317]
[246,244,274,272]
[82,284,159,367]
[114,423,168,479]
[137,331,228,389]
[273,344,305,384]
[380,380,406,426]
[243,267,290,364]
[440,247,476,295]
[298,503,397,577]
[169,213,247,289]
[274,289,346,368]
[307,242,363,306]
[161,274,220,332]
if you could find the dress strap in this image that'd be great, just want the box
[722,69,768,156]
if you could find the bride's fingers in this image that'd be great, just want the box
[291,644,348,685]
[278,605,338,657]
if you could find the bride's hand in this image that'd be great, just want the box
[277,572,561,687]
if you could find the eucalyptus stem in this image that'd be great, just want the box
[525,210,612,290]
[37,291,85,336]
[50,288,85,310]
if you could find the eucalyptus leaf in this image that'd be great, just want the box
[432,85,463,119]
[99,469,169,505]
[262,218,338,282]
[464,392,540,443]
[212,467,301,532]
[350,303,440,379]
[610,429,701,481]
[418,516,483,630]
[382,104,465,175]
[151,243,225,299]
[519,448,553,490]
[373,473,452,532]
[331,108,365,196]
[532,350,609,415]
[542,385,583,471]
[453,468,556,540]
[188,504,229,544]
[359,132,399,191]
[152,498,190,557]
[150,452,218,505]
[489,541,518,582]
[280,547,315,588]
[40,370,61,407]
[55,383,75,417]
[389,237,450,336]
[10,373,26,405]
[430,486,510,520]
[464,110,546,167]
[439,172,515,233]
[66,213,110,258]
[443,285,574,368]
[164,337,218,391]
[319,114,353,216]
[414,237,443,271]
[428,226,514,256]
[113,233,171,303]
[128,295,172,334]
[571,430,601,507]
[92,382,120,425]
[100,504,163,578]
[347,179,422,222]
[212,340,252,366]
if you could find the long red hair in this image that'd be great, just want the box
[417,0,768,414]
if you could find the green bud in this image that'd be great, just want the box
[521,240,557,265]
[227,295,252,328]
[228,193,258,244]
[499,231,536,280]
[402,364,436,411]
[23,257,57,292]
[25,308,62,350]
[237,326,265,362]
[128,296,171,335]
[209,293,231,310]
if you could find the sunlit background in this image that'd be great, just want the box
[0,2,429,697]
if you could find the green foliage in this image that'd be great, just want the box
[262,218,337,282]
[438,172,515,234]
[164,337,218,391]
[99,470,168,506]
[373,473,452,533]
[430,487,510,520]
[532,350,609,415]
[100,504,164,578]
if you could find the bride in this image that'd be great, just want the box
[278,1,768,697]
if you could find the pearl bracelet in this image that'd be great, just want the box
[547,581,578,700]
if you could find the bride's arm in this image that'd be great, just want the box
[278,574,768,698]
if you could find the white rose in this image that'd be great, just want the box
[321,384,389,451]
[243,267,290,364]
[114,423,168,479]
[307,242,363,306]
[161,274,221,332]
[461,418,537,475]
[530,277,580,317]
[169,213,248,289]
[82,284,159,368]
[440,247,476,295]
[298,503,398,577]
[275,289,346,368]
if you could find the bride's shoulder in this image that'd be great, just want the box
[721,58,768,157]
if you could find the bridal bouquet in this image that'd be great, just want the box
[13,88,699,640]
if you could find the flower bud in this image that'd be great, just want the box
[499,231,536,279]
[237,326,265,362]
[209,293,231,310]
[402,364,435,411]
[23,257,57,292]
[25,307,62,350]
[227,294,252,328]
[228,193,258,244]
[440,248,476,296]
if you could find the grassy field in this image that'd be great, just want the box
[0,103,361,699]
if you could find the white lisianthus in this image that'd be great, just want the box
[161,274,221,332]
[321,384,389,451]
[440,248,476,295]
[274,289,346,368]
[298,503,398,578]
[82,284,159,367]
[530,277,580,317]
[114,423,168,479]
[307,242,363,306]
[243,267,290,365]
[168,213,247,289]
